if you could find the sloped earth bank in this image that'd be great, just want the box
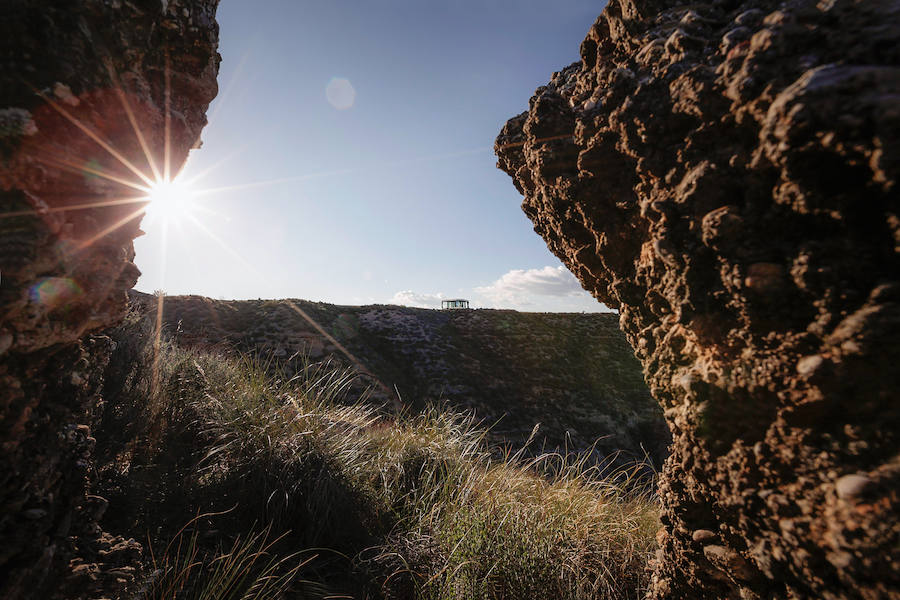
[131,291,669,468]
[89,309,661,600]
[496,0,899,598]
[0,2,220,597]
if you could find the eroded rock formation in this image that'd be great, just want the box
[496,0,899,598]
[0,2,219,597]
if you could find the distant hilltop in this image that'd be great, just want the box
[129,290,669,466]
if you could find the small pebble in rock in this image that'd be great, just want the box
[692,529,717,543]
[703,544,728,562]
[0,331,12,354]
[835,473,873,500]
[744,262,785,293]
[796,355,823,376]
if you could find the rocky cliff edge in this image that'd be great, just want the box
[496,0,899,598]
[0,2,220,597]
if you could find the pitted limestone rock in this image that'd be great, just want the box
[496,0,899,598]
[0,2,220,598]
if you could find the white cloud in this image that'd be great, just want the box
[475,266,612,312]
[390,290,444,309]
[476,266,583,302]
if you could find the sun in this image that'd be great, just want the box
[144,177,195,222]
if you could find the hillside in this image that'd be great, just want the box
[88,312,660,598]
[131,291,669,466]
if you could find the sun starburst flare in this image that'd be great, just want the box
[9,52,494,409]
[143,176,197,224]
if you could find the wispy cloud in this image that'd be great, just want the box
[390,290,444,309]
[474,266,610,312]
[476,266,583,303]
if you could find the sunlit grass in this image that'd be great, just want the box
[100,310,660,599]
[139,519,308,600]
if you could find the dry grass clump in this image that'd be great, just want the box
[138,518,307,600]
[100,311,659,599]
[362,420,659,600]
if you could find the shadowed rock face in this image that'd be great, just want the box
[496,1,899,598]
[0,2,219,597]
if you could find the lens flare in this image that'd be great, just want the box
[326,77,356,110]
[29,277,82,309]
[145,177,195,222]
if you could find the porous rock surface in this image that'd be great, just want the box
[496,0,899,598]
[0,2,219,597]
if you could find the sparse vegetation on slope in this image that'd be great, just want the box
[131,291,668,467]
[95,310,659,599]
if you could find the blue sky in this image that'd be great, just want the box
[134,0,611,312]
